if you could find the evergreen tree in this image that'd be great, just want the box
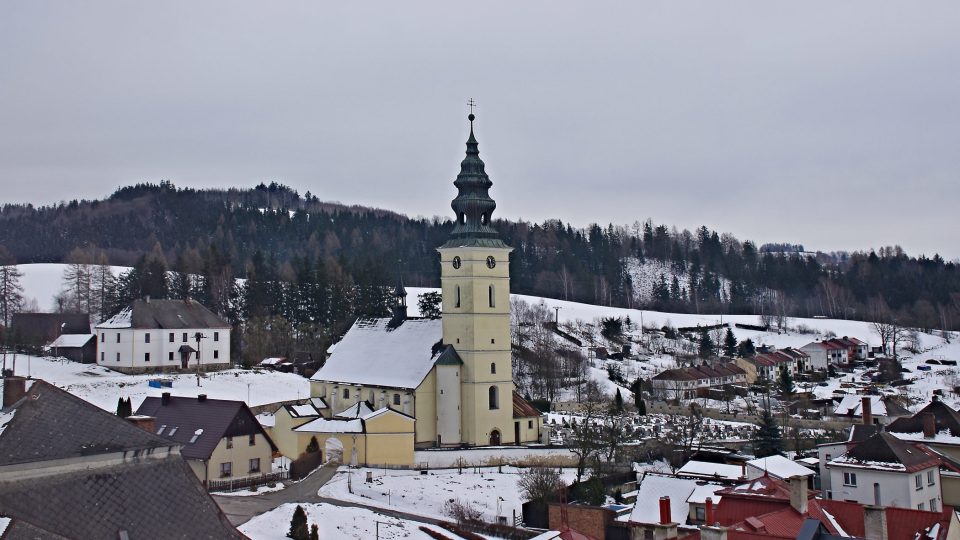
[613,388,624,412]
[305,436,320,454]
[737,338,756,358]
[753,404,784,458]
[309,524,319,540]
[116,397,126,417]
[629,378,643,409]
[637,398,646,416]
[723,328,738,357]
[778,368,795,399]
[417,291,442,319]
[287,505,309,540]
[698,332,715,359]
[0,247,24,327]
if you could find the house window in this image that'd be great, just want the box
[214,332,219,342]
[343,389,349,399]
[489,386,499,410]
[169,332,174,342]
[455,285,461,308]
[101,333,105,343]
[183,332,188,342]
[843,472,857,487]
[116,333,120,343]
[249,434,256,446]
[393,394,400,406]
[928,470,936,486]
[695,506,705,521]
[226,437,234,449]
[490,362,496,374]
[916,474,923,490]
[249,458,260,473]
[930,498,938,512]
[918,502,925,510]
[116,352,120,362]
[100,352,104,362]
[488,285,495,308]
[145,333,150,344]
[168,351,174,361]
[144,353,150,362]
[214,349,219,359]
[220,462,232,478]
[528,420,533,428]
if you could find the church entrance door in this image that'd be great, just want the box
[514,422,520,445]
[490,430,501,446]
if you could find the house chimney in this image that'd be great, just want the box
[198,394,207,403]
[659,496,671,524]
[161,392,171,405]
[789,475,808,514]
[126,415,156,434]
[864,506,888,540]
[700,525,728,540]
[705,497,715,525]
[922,412,936,438]
[861,396,873,425]
[2,376,27,408]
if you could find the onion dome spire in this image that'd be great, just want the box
[441,108,509,249]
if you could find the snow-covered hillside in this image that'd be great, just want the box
[625,257,732,303]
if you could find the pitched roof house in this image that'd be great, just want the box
[0,377,243,539]
[136,393,277,485]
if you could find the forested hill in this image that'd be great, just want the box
[0,181,958,331]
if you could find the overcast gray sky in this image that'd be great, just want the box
[2,2,958,258]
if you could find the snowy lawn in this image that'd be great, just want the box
[319,466,580,523]
[1,355,310,411]
[239,502,455,540]
[216,483,286,496]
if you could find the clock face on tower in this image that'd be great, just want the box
[486,256,496,269]
[452,256,462,269]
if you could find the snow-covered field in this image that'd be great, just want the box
[1,355,309,412]
[239,502,456,540]
[319,466,580,523]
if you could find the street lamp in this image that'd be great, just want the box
[193,332,206,387]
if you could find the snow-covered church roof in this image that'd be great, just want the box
[311,318,443,390]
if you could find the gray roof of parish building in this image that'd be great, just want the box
[97,298,230,329]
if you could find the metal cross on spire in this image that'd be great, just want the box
[467,98,477,115]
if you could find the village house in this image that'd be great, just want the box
[800,340,849,370]
[650,362,747,401]
[8,312,91,353]
[0,377,243,538]
[95,297,231,374]
[135,393,276,486]
[831,394,910,426]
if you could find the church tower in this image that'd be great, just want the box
[437,111,514,446]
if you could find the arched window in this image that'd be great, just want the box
[490,362,496,374]
[455,285,461,308]
[488,386,499,410]
[488,284,495,308]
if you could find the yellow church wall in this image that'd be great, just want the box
[270,407,316,458]
[513,414,544,444]
[413,372,437,444]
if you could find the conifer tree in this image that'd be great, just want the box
[613,388,624,412]
[698,332,715,359]
[288,505,309,540]
[753,401,784,458]
[0,248,24,327]
[737,338,756,358]
[723,328,738,357]
[778,368,795,399]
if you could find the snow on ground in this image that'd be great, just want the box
[216,483,286,496]
[239,502,455,540]
[16,263,128,313]
[319,466,580,523]
[2,355,310,411]
[414,446,576,468]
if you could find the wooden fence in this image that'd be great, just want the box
[207,470,288,492]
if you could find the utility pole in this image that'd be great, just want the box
[194,332,206,387]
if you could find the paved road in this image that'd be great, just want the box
[213,462,339,525]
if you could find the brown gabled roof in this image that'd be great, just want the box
[888,399,960,437]
[513,392,541,419]
[8,313,91,344]
[832,432,940,472]
[136,395,277,460]
[653,362,744,382]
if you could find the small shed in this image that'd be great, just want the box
[47,333,96,363]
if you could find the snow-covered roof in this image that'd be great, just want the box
[361,407,412,422]
[335,401,374,419]
[834,395,887,417]
[260,357,286,366]
[746,455,815,479]
[47,333,94,348]
[686,483,724,505]
[310,318,443,390]
[255,412,275,428]
[294,417,364,434]
[310,397,328,410]
[891,430,960,446]
[628,473,699,525]
[287,404,320,418]
[98,307,132,328]
[676,460,744,481]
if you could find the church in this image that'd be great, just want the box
[293,112,543,460]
